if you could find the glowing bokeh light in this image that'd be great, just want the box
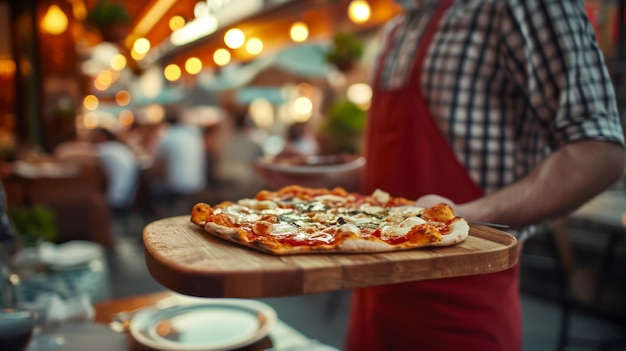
[41,5,68,35]
[82,112,99,129]
[164,64,182,81]
[347,82,373,107]
[293,97,313,122]
[213,49,231,66]
[169,15,186,31]
[246,37,263,55]
[224,28,245,49]
[348,0,371,24]
[249,99,274,129]
[83,95,99,111]
[115,90,131,106]
[185,57,203,75]
[110,54,127,70]
[119,110,134,126]
[289,22,309,42]
[133,38,151,55]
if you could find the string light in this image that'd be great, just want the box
[185,57,203,74]
[213,48,231,66]
[164,64,181,81]
[348,0,371,24]
[246,37,263,55]
[41,5,68,35]
[224,28,245,49]
[289,22,309,42]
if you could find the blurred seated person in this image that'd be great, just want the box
[274,122,320,161]
[117,120,164,169]
[215,112,264,199]
[90,127,140,221]
[52,130,98,166]
[144,106,206,219]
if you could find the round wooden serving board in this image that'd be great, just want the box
[143,216,518,298]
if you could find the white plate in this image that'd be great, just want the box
[129,299,277,351]
[256,155,365,175]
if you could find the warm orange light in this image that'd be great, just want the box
[290,22,308,42]
[83,95,99,111]
[41,5,68,35]
[0,58,16,76]
[246,37,263,55]
[119,110,134,126]
[82,112,99,129]
[133,38,151,55]
[224,28,245,49]
[115,90,131,106]
[348,0,371,24]
[110,54,127,70]
[185,57,202,75]
[169,15,186,31]
[213,48,231,66]
[130,48,146,61]
[164,64,181,81]
[94,70,113,91]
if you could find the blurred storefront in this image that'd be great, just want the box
[0,0,403,159]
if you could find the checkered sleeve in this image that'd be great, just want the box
[501,0,625,149]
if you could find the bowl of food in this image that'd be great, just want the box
[254,153,365,191]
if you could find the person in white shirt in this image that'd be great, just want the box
[145,106,207,218]
[90,127,140,223]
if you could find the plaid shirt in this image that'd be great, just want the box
[377,0,625,196]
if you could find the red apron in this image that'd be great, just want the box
[347,1,522,350]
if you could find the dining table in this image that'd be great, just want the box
[90,291,316,351]
[25,291,319,351]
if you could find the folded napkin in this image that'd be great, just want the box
[38,241,104,269]
[26,293,94,326]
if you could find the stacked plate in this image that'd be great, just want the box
[254,154,366,191]
[129,298,277,351]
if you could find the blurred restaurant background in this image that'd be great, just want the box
[0,0,625,350]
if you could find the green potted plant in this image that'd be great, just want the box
[85,0,132,43]
[324,31,364,71]
[319,99,366,154]
[8,205,57,247]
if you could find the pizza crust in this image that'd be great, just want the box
[200,218,470,255]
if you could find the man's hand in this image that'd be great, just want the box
[415,194,456,210]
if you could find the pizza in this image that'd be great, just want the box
[190,185,469,255]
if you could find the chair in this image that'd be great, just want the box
[550,219,626,351]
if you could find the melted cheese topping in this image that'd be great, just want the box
[206,188,454,247]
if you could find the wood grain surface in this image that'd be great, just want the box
[143,216,518,298]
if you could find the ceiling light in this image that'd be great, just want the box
[185,57,203,75]
[194,1,209,18]
[290,22,308,42]
[169,15,186,31]
[83,95,99,111]
[347,82,373,107]
[110,54,127,70]
[115,90,131,106]
[213,48,231,66]
[164,64,181,81]
[171,16,218,46]
[224,28,245,49]
[348,0,371,24]
[245,37,263,55]
[133,38,151,55]
[41,5,68,35]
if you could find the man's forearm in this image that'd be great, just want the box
[458,140,626,229]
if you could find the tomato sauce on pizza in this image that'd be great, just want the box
[190,185,469,255]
